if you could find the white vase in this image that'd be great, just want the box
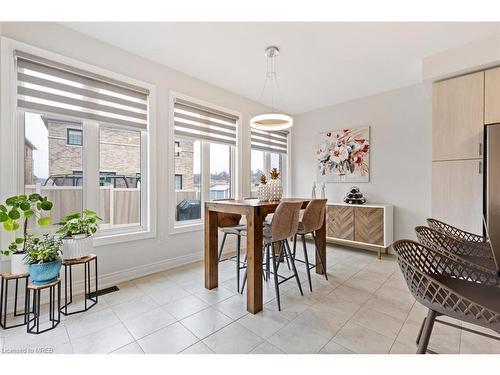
[11,253,29,275]
[268,179,283,201]
[257,184,270,202]
[61,235,94,260]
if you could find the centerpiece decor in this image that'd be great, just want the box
[268,168,283,202]
[57,209,102,260]
[257,175,270,202]
[316,126,370,182]
[0,194,53,275]
[24,234,62,285]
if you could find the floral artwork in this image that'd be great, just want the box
[316,126,370,182]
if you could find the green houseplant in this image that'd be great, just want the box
[57,209,102,260]
[0,194,53,275]
[24,234,62,284]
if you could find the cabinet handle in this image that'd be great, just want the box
[479,161,482,174]
[479,142,483,156]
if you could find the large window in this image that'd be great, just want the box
[172,96,238,228]
[250,149,265,194]
[14,47,152,241]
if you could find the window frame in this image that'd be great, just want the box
[66,128,83,146]
[169,91,240,234]
[1,37,157,247]
[250,149,288,197]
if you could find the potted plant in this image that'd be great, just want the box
[24,234,62,285]
[0,194,53,275]
[56,209,102,260]
[268,168,283,201]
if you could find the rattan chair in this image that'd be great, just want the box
[415,226,497,275]
[292,199,328,291]
[392,239,500,354]
[427,218,492,259]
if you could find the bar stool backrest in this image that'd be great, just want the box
[270,201,303,242]
[427,218,488,243]
[300,199,327,233]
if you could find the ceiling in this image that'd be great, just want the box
[63,22,500,114]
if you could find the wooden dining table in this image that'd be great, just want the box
[204,198,327,314]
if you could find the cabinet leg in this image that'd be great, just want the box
[377,248,381,260]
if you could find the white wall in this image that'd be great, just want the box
[0,22,270,287]
[291,84,432,242]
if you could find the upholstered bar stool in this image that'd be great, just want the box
[392,239,500,354]
[242,200,304,311]
[292,199,328,292]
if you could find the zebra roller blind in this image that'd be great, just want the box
[174,98,238,145]
[250,128,288,154]
[15,50,149,130]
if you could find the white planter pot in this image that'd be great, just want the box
[257,184,270,202]
[11,253,29,275]
[268,179,283,201]
[61,235,94,260]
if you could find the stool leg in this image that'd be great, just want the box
[218,233,228,261]
[285,240,303,296]
[301,234,313,292]
[417,309,437,354]
[312,233,328,280]
[236,234,241,293]
[292,234,298,258]
[270,243,281,311]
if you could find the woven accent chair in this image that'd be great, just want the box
[415,226,497,274]
[216,200,247,293]
[392,239,500,354]
[292,199,328,292]
[427,218,492,258]
[241,201,304,310]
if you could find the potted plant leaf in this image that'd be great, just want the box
[24,234,62,285]
[0,194,53,275]
[56,209,102,260]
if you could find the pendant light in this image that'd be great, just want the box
[250,46,293,131]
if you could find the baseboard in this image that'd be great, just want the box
[1,251,204,315]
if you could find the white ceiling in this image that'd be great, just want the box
[63,22,500,114]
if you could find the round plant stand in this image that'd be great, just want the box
[26,278,61,334]
[0,273,30,330]
[61,254,98,316]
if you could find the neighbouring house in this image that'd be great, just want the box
[24,138,36,185]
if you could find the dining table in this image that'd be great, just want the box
[204,198,327,314]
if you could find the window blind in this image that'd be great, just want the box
[251,128,288,154]
[174,98,238,146]
[15,50,149,130]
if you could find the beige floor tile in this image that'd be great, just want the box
[350,307,405,339]
[111,294,158,322]
[319,340,354,354]
[145,285,190,306]
[71,323,134,354]
[364,294,412,321]
[238,309,291,339]
[194,286,236,305]
[460,329,500,354]
[343,275,384,293]
[163,295,209,320]
[389,340,416,354]
[214,293,248,320]
[328,285,372,304]
[122,307,177,340]
[65,307,121,340]
[332,322,394,354]
[3,324,70,352]
[180,341,214,354]
[180,307,233,339]
[203,322,263,354]
[111,341,144,354]
[137,322,198,354]
[250,341,285,354]
[101,284,144,306]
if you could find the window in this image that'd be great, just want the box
[172,96,238,228]
[250,129,288,196]
[14,48,152,242]
[175,174,183,190]
[174,141,181,157]
[67,128,83,146]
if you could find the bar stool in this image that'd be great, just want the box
[61,254,98,316]
[242,201,304,311]
[0,273,29,329]
[26,278,61,334]
[292,199,328,292]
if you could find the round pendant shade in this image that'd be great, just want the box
[250,113,293,131]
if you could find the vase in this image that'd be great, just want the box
[11,253,29,275]
[29,260,61,285]
[268,179,283,201]
[61,234,93,260]
[257,184,270,202]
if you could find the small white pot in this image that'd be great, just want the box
[61,235,94,260]
[11,253,29,275]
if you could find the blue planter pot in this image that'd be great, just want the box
[29,260,61,285]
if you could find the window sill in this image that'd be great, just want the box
[93,227,156,247]
[170,221,204,235]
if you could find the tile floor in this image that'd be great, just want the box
[1,243,500,354]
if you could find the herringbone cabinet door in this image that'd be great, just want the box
[354,207,384,245]
[327,205,354,240]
